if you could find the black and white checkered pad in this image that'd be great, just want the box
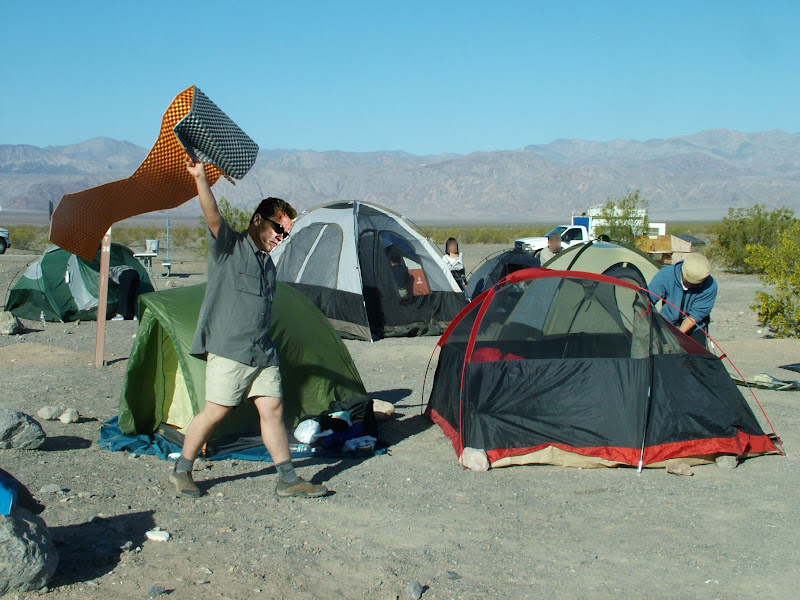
[173,86,259,180]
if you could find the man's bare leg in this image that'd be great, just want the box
[253,395,290,464]
[181,401,232,462]
[170,401,231,497]
[253,395,327,498]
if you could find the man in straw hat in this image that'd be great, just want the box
[648,253,718,347]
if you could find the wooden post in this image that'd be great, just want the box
[94,227,112,367]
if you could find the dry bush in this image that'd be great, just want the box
[421,224,553,246]
[747,221,800,337]
[8,225,50,252]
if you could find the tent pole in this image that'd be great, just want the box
[637,312,658,472]
[94,227,112,367]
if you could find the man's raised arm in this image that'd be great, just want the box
[185,155,222,238]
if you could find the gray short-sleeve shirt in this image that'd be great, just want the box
[190,219,279,367]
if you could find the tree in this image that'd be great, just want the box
[746,221,800,338]
[593,190,649,247]
[195,197,254,257]
[709,204,795,273]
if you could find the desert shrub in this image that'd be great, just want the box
[8,225,49,252]
[709,204,796,273]
[746,221,800,338]
[421,224,553,246]
[170,224,202,248]
[666,221,715,240]
[593,190,649,247]
[112,226,162,249]
[195,197,256,258]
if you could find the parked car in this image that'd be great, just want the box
[0,227,9,254]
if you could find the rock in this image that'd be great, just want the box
[460,447,490,472]
[0,311,22,335]
[145,529,170,542]
[715,455,739,469]
[193,458,207,471]
[58,408,80,424]
[372,399,395,422]
[403,581,424,600]
[37,484,63,495]
[665,461,694,476]
[445,570,462,580]
[198,567,213,575]
[0,508,59,595]
[36,407,65,421]
[0,409,46,450]
[148,585,166,597]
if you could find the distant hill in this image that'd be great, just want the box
[2,130,799,222]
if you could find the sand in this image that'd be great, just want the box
[1,244,798,600]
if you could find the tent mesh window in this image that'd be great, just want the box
[276,222,343,289]
[380,231,430,297]
[357,205,453,293]
[471,277,685,361]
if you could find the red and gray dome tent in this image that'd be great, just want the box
[426,269,781,469]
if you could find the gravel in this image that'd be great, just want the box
[1,245,798,599]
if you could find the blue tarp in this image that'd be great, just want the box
[0,474,18,516]
[97,417,386,462]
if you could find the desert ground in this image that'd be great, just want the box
[1,242,799,600]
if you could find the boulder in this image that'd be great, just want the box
[715,455,739,469]
[403,581,424,600]
[0,312,22,336]
[37,407,65,422]
[0,409,45,450]
[665,461,694,476]
[460,447,490,472]
[0,507,59,595]
[58,408,80,424]
[372,399,395,422]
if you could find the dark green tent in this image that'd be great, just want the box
[5,244,153,322]
[118,282,368,452]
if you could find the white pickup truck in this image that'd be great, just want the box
[514,224,590,253]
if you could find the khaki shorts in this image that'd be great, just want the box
[205,353,282,407]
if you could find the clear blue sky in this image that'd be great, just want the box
[2,1,799,155]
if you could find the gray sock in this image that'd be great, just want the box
[275,460,299,483]
[175,456,194,473]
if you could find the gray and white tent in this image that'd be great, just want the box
[270,201,466,340]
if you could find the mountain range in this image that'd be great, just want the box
[2,129,799,222]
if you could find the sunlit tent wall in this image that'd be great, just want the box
[542,240,661,287]
[118,282,368,454]
[465,249,541,301]
[5,243,153,322]
[270,201,466,340]
[426,269,778,469]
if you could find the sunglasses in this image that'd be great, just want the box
[259,215,290,238]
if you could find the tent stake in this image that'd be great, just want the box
[94,227,112,367]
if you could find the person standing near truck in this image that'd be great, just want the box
[538,233,564,265]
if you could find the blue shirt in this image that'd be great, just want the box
[190,219,279,367]
[648,261,717,332]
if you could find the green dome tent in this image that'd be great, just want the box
[118,282,368,454]
[5,243,153,322]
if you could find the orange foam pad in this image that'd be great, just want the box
[50,86,224,260]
